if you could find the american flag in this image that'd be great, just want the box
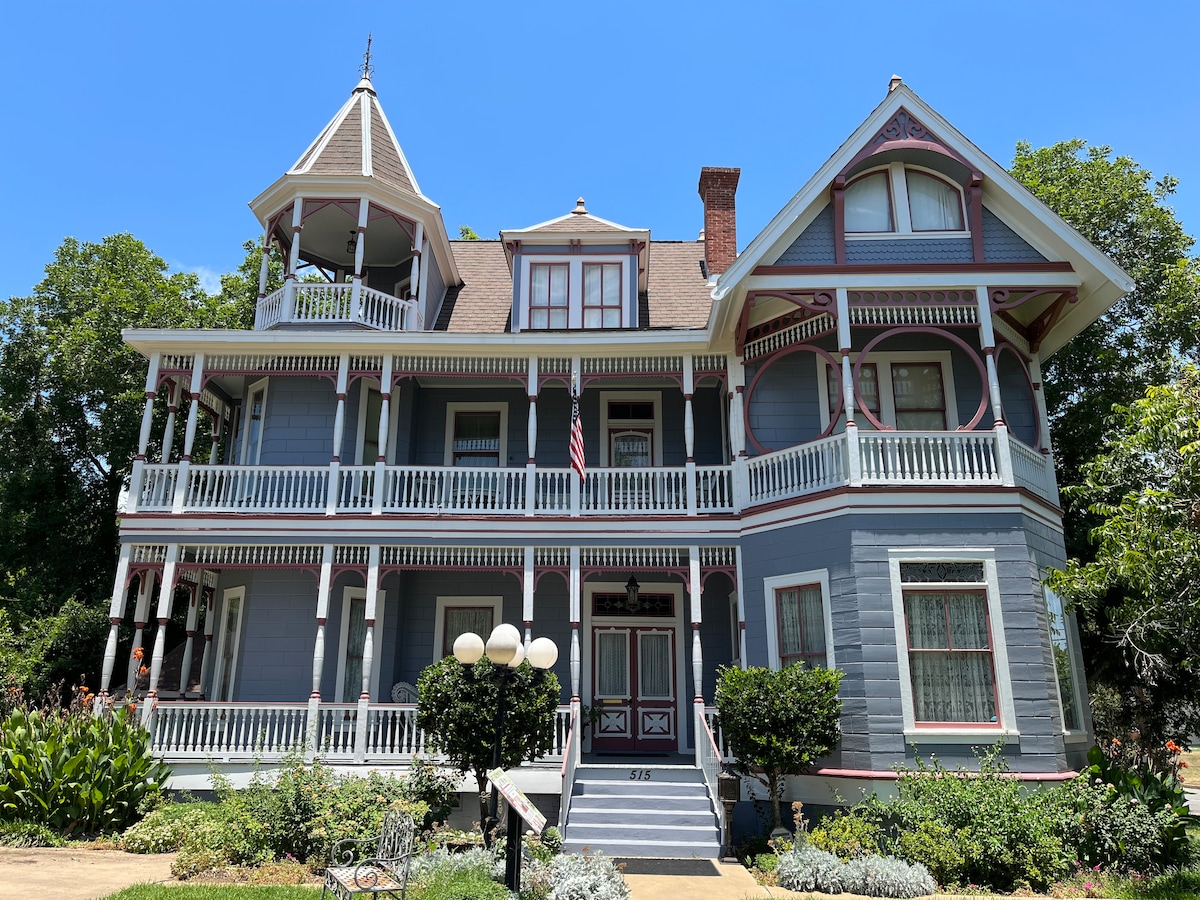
[569,386,586,482]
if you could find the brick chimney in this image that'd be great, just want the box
[697,166,740,276]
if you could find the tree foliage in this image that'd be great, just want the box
[1047,368,1200,749]
[416,656,560,826]
[0,234,254,693]
[1009,140,1200,557]
[715,664,843,830]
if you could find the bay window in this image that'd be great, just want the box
[764,570,833,670]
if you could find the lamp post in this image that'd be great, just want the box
[452,624,558,892]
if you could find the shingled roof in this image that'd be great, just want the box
[436,241,712,333]
[289,76,423,198]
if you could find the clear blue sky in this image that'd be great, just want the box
[2,1,1197,300]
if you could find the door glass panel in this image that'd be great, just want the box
[639,632,672,699]
[342,595,366,700]
[611,431,651,468]
[217,594,242,702]
[596,632,629,697]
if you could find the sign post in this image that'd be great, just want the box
[488,767,546,889]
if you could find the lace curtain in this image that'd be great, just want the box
[778,585,827,667]
[596,631,628,697]
[905,590,996,723]
[907,172,964,231]
[845,172,893,232]
[443,606,495,656]
[639,632,672,698]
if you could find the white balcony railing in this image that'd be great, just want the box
[147,700,573,765]
[129,432,1057,517]
[254,283,420,331]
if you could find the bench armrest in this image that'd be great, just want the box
[329,836,378,866]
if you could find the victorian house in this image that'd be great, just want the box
[99,70,1130,855]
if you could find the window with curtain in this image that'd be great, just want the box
[361,387,382,463]
[529,263,569,329]
[452,412,501,466]
[904,589,997,724]
[583,263,622,327]
[826,363,880,431]
[776,584,827,668]
[907,171,964,231]
[442,606,495,657]
[596,631,629,697]
[891,363,947,430]
[844,172,893,232]
[1044,586,1081,731]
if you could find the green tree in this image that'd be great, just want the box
[715,664,843,831]
[0,234,249,692]
[1009,140,1200,558]
[212,237,285,329]
[1047,368,1200,753]
[458,225,481,240]
[416,656,560,829]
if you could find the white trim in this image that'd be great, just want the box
[517,254,633,332]
[599,390,663,467]
[432,596,502,665]
[886,548,1017,738]
[443,402,509,468]
[359,93,373,178]
[582,580,687,752]
[212,585,245,702]
[815,350,959,431]
[353,379,400,465]
[762,570,835,670]
[240,378,269,465]
[1042,583,1087,737]
[334,585,387,702]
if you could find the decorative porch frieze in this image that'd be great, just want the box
[391,355,527,378]
[743,312,836,361]
[378,545,525,569]
[182,544,325,567]
[580,547,685,569]
[203,354,341,375]
[581,355,684,377]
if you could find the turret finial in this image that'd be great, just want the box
[360,33,375,80]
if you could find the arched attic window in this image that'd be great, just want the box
[844,164,966,235]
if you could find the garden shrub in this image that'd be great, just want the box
[547,851,630,900]
[122,802,223,853]
[777,844,845,893]
[411,867,510,900]
[810,812,882,859]
[400,757,460,830]
[754,852,778,873]
[539,824,562,854]
[0,820,65,847]
[840,854,936,898]
[0,702,169,835]
[168,804,272,878]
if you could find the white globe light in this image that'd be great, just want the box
[526,637,559,670]
[507,641,526,668]
[485,625,520,666]
[452,631,485,665]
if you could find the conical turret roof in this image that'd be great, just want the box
[288,76,424,198]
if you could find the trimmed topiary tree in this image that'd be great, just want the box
[715,663,843,831]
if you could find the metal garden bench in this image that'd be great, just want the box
[322,809,416,900]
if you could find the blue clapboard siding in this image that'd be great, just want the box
[258,377,336,465]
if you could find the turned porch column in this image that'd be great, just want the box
[406,223,424,331]
[525,357,538,516]
[569,547,581,700]
[198,588,216,698]
[523,546,535,647]
[355,546,382,763]
[836,288,863,487]
[327,354,350,515]
[98,545,133,705]
[129,353,161,513]
[283,200,304,319]
[350,199,368,320]
[308,544,334,754]
[684,354,698,515]
[735,545,748,667]
[161,380,180,463]
[371,356,393,515]
[256,226,272,301]
[172,354,205,513]
[127,571,154,690]
[689,547,703,708]
[976,285,1014,486]
[143,545,180,724]
[1029,355,1059,498]
[728,359,748,511]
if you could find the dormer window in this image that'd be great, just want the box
[517,255,633,330]
[530,263,569,328]
[583,263,622,327]
[845,163,966,236]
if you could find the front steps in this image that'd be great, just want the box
[562,764,721,858]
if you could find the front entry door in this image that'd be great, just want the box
[591,626,676,752]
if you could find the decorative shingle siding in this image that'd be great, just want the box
[982,208,1046,262]
[776,206,836,265]
[846,237,974,264]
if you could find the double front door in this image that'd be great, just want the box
[591,626,676,752]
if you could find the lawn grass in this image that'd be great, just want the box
[101,888,318,900]
[1182,751,1200,787]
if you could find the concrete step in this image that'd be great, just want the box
[575,764,704,784]
[569,807,715,826]
[568,793,714,811]
[572,779,708,798]
[562,837,722,858]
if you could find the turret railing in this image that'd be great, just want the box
[254,283,421,331]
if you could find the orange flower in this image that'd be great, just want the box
[133,647,144,661]
[1111,738,1121,747]
[1166,740,1181,754]
[1181,761,1190,768]
[128,703,137,713]
[139,666,148,676]
[84,693,94,702]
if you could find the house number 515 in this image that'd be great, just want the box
[629,769,652,780]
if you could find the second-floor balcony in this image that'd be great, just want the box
[255,282,421,331]
[129,428,1057,518]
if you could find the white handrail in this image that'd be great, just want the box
[696,705,726,855]
[858,431,1000,484]
[183,465,329,512]
[1009,438,1057,503]
[149,702,309,759]
[254,284,419,332]
[560,703,580,831]
[746,434,848,504]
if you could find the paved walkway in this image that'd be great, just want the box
[625,860,767,899]
[0,847,175,900]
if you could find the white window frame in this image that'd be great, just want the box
[887,548,1017,741]
[212,585,246,702]
[354,378,400,465]
[599,391,662,467]
[816,350,959,431]
[443,402,509,468]
[240,378,269,465]
[845,162,970,240]
[763,570,835,670]
[1043,584,1087,736]
[433,596,502,664]
[518,255,636,331]
[334,586,387,703]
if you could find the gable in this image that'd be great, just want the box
[981,208,1045,263]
